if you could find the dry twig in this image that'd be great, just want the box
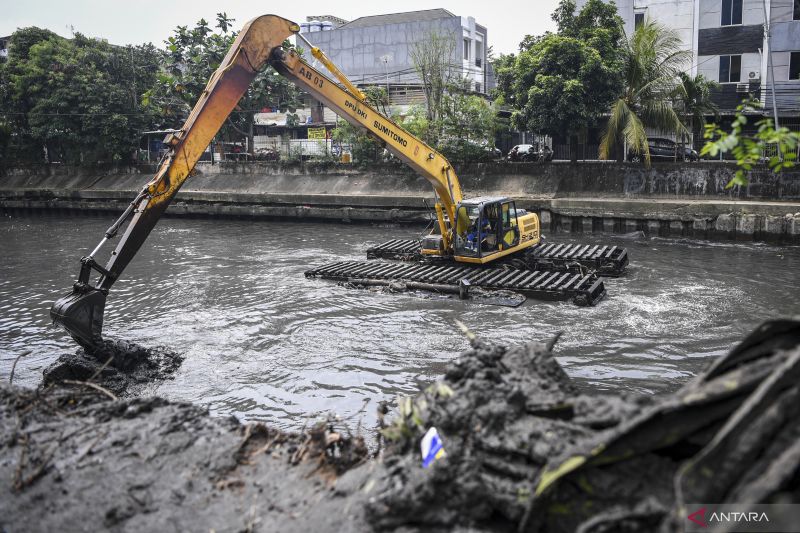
[8,350,31,385]
[62,380,118,401]
[87,355,115,383]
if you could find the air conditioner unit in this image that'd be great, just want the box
[736,82,750,93]
[748,71,761,81]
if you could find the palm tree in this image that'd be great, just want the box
[599,19,692,164]
[673,72,719,158]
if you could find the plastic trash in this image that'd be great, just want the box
[421,427,446,468]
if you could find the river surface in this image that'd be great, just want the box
[1,212,799,431]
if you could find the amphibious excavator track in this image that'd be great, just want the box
[366,239,629,277]
[304,261,607,306]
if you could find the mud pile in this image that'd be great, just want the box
[365,319,800,531]
[2,319,799,532]
[0,381,371,532]
[41,339,184,397]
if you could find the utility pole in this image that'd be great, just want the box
[381,55,390,109]
[762,0,780,128]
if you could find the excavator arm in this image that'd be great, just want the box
[50,15,299,348]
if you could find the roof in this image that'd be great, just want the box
[340,9,456,29]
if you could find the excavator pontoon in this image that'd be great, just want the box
[51,15,625,349]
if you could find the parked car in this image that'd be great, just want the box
[628,138,698,163]
[507,143,553,162]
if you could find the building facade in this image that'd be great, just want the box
[575,0,800,119]
[299,9,491,105]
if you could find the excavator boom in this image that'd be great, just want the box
[51,15,299,348]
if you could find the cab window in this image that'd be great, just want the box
[454,205,482,257]
[500,201,519,248]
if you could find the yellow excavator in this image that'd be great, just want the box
[50,14,551,349]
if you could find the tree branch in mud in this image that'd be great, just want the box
[61,380,118,401]
[8,350,30,385]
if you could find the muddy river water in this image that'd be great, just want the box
[1,212,799,430]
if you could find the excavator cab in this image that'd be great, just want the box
[453,197,520,259]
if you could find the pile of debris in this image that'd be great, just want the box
[2,319,798,531]
[367,318,800,531]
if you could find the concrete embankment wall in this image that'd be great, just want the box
[2,161,799,243]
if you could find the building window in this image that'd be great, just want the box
[719,55,742,83]
[790,52,800,80]
[475,83,482,93]
[475,41,482,67]
[721,0,743,26]
[795,0,800,20]
[634,12,645,29]
[463,38,470,60]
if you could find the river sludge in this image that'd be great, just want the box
[2,319,799,532]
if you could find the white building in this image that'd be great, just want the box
[576,0,800,118]
[300,9,492,104]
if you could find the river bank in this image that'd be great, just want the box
[2,161,800,243]
[2,319,799,531]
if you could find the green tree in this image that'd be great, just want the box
[673,72,718,156]
[504,0,624,162]
[599,19,691,164]
[1,27,162,164]
[490,52,517,107]
[438,81,500,162]
[145,13,301,155]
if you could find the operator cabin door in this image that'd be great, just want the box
[500,201,519,251]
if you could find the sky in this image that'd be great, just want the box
[0,0,561,56]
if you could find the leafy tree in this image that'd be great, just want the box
[515,37,619,160]
[490,53,517,106]
[502,0,624,162]
[145,13,301,155]
[702,99,799,187]
[599,19,691,164]
[437,81,500,162]
[1,27,162,164]
[673,72,718,154]
[410,30,457,144]
[0,119,11,168]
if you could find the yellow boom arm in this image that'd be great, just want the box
[50,15,298,347]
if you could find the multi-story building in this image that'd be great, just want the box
[576,0,800,124]
[253,9,492,156]
[299,9,491,105]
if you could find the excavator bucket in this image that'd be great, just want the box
[50,287,106,350]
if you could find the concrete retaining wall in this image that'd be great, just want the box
[2,161,799,243]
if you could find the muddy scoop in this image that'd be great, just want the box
[50,286,106,350]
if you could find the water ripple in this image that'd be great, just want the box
[1,214,798,431]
